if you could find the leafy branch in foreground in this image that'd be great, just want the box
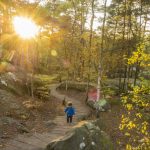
[119,44,150,149]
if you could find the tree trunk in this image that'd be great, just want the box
[97,0,107,101]
[87,0,95,93]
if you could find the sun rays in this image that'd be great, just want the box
[13,16,39,39]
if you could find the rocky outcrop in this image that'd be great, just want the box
[0,72,28,95]
[46,120,114,150]
[34,86,50,100]
[0,89,30,118]
[87,99,111,112]
[0,117,29,135]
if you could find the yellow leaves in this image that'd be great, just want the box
[125,132,130,137]
[136,113,142,119]
[128,44,150,67]
[126,104,133,111]
[126,144,132,150]
[141,122,149,135]
[133,86,140,94]
[119,116,129,130]
[141,101,148,107]
[119,124,125,130]
[122,96,128,104]
[120,76,150,149]
[127,121,136,130]
[119,117,136,130]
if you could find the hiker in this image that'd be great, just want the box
[64,102,75,123]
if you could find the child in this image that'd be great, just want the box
[64,102,75,123]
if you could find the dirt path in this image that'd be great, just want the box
[1,84,90,150]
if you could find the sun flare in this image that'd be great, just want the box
[13,16,39,39]
[51,50,57,56]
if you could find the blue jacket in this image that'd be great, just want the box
[65,107,75,116]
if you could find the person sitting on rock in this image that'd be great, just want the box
[64,102,75,124]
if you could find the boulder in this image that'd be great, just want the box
[0,117,29,133]
[17,124,29,133]
[94,99,111,111]
[87,100,95,108]
[45,120,57,127]
[0,89,30,118]
[0,72,28,95]
[46,121,114,150]
[87,99,111,112]
[77,114,88,121]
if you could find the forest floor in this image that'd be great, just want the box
[0,94,64,148]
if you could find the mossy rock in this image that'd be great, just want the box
[46,121,114,150]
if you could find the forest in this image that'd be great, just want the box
[0,0,150,150]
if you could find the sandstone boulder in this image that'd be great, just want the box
[87,99,111,112]
[46,121,114,150]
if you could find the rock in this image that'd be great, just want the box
[85,122,99,131]
[0,117,19,126]
[0,128,3,138]
[94,99,111,111]
[46,124,89,150]
[87,99,111,112]
[0,117,29,133]
[87,100,95,108]
[45,120,57,127]
[77,115,87,121]
[105,95,111,99]
[34,86,50,100]
[80,142,86,149]
[0,72,28,95]
[0,89,30,119]
[46,121,114,150]
[0,80,7,86]
[7,72,17,82]
[17,124,29,133]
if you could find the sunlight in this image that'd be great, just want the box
[51,50,57,56]
[13,16,39,39]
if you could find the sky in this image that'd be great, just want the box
[29,0,112,7]
[28,0,112,30]
[87,0,112,30]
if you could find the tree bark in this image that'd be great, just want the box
[97,0,107,101]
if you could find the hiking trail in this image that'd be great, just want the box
[2,83,90,150]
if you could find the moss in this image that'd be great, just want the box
[108,98,121,106]
[99,131,114,150]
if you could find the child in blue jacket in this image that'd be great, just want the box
[65,102,75,123]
